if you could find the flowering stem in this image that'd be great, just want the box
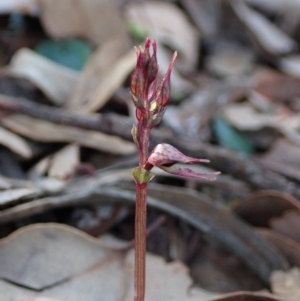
[134,182,147,301]
[129,38,216,301]
[134,126,150,301]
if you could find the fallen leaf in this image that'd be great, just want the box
[66,36,131,111]
[76,48,136,113]
[125,1,199,71]
[48,144,79,180]
[254,68,300,103]
[35,38,94,71]
[233,190,300,227]
[0,223,217,301]
[258,229,300,267]
[222,103,282,131]
[7,48,79,105]
[231,0,296,54]
[254,138,300,181]
[0,126,32,158]
[38,0,127,44]
[213,117,254,154]
[206,43,254,77]
[271,267,300,301]
[0,114,136,155]
[270,210,300,244]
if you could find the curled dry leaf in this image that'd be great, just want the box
[0,114,136,155]
[7,48,79,105]
[38,0,127,44]
[0,126,32,158]
[125,1,199,71]
[231,0,296,54]
[0,223,217,301]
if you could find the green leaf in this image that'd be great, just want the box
[131,167,155,184]
[35,39,94,71]
[213,117,254,154]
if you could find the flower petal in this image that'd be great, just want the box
[148,143,209,167]
[160,164,220,181]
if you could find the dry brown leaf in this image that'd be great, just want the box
[0,126,32,158]
[231,0,296,54]
[38,0,127,44]
[0,223,217,301]
[0,0,38,14]
[125,1,199,71]
[0,114,136,155]
[66,37,131,111]
[48,144,79,179]
[271,268,300,301]
[7,48,79,105]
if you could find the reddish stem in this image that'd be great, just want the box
[134,126,150,301]
[134,182,147,301]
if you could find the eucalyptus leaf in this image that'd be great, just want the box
[213,117,254,154]
[35,39,94,71]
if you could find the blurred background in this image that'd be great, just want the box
[0,0,300,300]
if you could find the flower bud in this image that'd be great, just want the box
[155,52,177,107]
[130,38,158,103]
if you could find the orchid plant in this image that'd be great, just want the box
[130,38,219,301]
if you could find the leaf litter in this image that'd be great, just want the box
[2,0,300,300]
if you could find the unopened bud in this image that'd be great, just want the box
[155,52,177,107]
